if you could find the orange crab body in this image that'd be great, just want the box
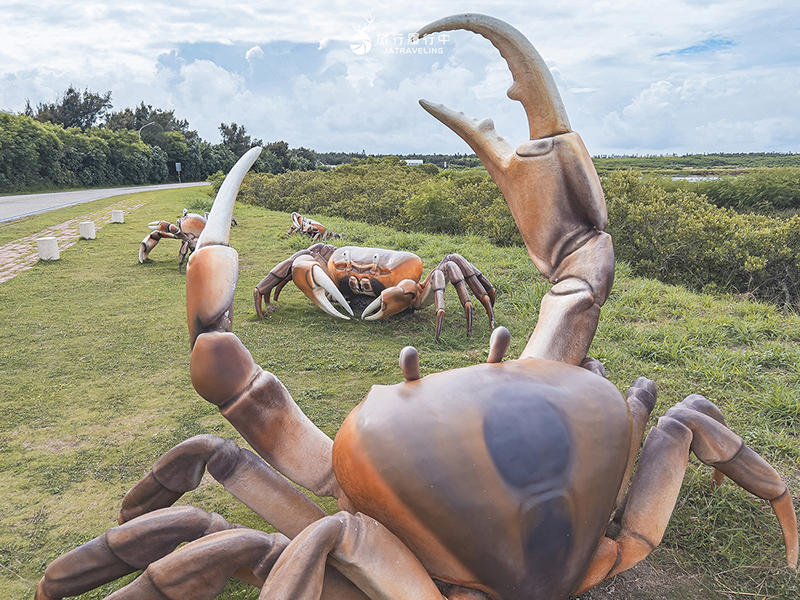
[334,358,631,600]
[328,246,423,299]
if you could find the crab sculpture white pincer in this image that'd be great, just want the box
[37,14,797,600]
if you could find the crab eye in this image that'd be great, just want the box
[372,253,380,263]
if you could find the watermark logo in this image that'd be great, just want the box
[378,31,449,55]
[348,17,450,56]
[350,16,374,55]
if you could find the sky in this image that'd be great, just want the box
[1,1,798,157]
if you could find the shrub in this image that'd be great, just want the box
[656,167,800,211]
[239,161,800,309]
[604,170,800,307]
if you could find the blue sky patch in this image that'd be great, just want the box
[659,38,736,57]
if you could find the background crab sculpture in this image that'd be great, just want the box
[254,243,495,341]
[139,208,237,273]
[287,211,342,241]
[37,14,797,600]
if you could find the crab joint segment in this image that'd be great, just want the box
[260,512,444,600]
[189,332,342,499]
[119,434,328,538]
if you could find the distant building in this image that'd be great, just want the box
[404,159,424,166]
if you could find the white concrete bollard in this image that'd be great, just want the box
[111,210,125,223]
[37,237,60,260]
[79,221,96,239]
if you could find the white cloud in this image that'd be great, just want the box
[245,46,265,62]
[1,0,799,154]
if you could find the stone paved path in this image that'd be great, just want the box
[0,199,146,284]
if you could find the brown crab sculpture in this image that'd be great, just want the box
[254,243,496,341]
[139,209,238,273]
[287,211,342,241]
[36,14,797,600]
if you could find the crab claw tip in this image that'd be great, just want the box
[310,264,353,319]
[362,296,384,321]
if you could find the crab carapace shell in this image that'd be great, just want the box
[178,213,207,239]
[333,358,632,600]
[329,246,424,299]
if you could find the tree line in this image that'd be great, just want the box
[0,86,317,193]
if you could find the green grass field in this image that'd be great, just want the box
[0,188,798,599]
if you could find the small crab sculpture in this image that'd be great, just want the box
[139,209,237,273]
[287,211,342,241]
[254,243,495,341]
[37,14,797,600]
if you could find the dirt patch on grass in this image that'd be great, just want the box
[0,200,145,284]
[25,438,85,453]
[575,556,711,600]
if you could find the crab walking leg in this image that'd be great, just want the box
[260,512,444,600]
[176,240,191,273]
[679,393,729,486]
[442,261,474,334]
[574,397,798,593]
[435,254,495,325]
[188,149,344,501]
[254,248,316,317]
[35,506,236,600]
[98,529,288,600]
[119,434,329,538]
[614,377,658,509]
[139,223,179,263]
[104,529,368,600]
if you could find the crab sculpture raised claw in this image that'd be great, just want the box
[254,243,495,341]
[36,14,798,600]
[287,211,342,241]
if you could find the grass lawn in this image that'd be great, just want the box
[0,187,798,599]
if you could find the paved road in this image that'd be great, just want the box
[0,182,210,223]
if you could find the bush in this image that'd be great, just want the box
[604,170,800,307]
[0,111,238,192]
[0,113,63,190]
[655,167,800,211]
[237,158,520,244]
[236,160,800,309]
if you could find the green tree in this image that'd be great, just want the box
[0,113,63,191]
[219,122,262,157]
[26,85,112,130]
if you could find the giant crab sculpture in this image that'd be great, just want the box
[139,209,237,273]
[37,14,797,600]
[254,243,496,341]
[287,211,342,241]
